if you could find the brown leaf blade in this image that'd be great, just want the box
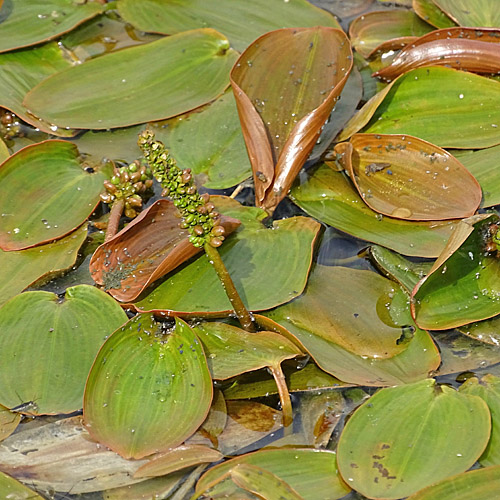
[337,133,482,220]
[231,27,352,212]
[374,27,500,81]
[89,199,240,301]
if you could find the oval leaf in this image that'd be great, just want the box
[0,141,111,250]
[407,466,500,500]
[194,448,350,500]
[337,378,491,499]
[434,0,500,27]
[84,315,213,459]
[413,0,456,29]
[374,27,500,82]
[337,133,481,220]
[24,29,238,130]
[117,0,340,52]
[194,322,303,379]
[0,470,44,500]
[340,66,500,149]
[0,405,20,443]
[0,0,104,53]
[134,197,320,315]
[231,26,352,212]
[290,163,458,257]
[264,265,441,386]
[0,285,127,414]
[90,199,240,302]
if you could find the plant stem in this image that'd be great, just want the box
[269,363,293,428]
[204,242,255,332]
[105,199,125,242]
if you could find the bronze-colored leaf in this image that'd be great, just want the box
[231,26,352,213]
[336,133,481,220]
[89,199,240,301]
[374,27,500,81]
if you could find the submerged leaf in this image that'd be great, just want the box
[374,27,500,81]
[231,26,352,213]
[0,141,112,250]
[0,285,127,414]
[337,379,491,499]
[90,199,240,302]
[84,315,213,459]
[336,133,481,220]
[24,29,238,130]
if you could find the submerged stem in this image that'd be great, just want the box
[204,242,255,332]
[269,363,293,428]
[105,199,125,242]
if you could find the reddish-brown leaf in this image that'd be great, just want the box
[231,27,352,213]
[374,27,500,81]
[89,199,240,301]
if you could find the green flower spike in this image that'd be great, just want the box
[138,129,226,248]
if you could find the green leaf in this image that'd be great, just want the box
[349,9,432,58]
[0,42,74,136]
[412,0,456,28]
[0,224,87,307]
[84,315,213,459]
[0,470,44,500]
[0,404,20,443]
[337,379,491,499]
[194,448,350,500]
[290,163,458,257]
[0,285,127,414]
[0,0,104,53]
[412,215,500,330]
[264,265,440,386]
[406,466,500,500]
[194,322,302,379]
[0,141,112,250]
[459,315,500,345]
[341,66,500,149]
[434,0,500,27]
[151,90,252,189]
[452,144,500,208]
[24,30,238,130]
[460,374,500,466]
[0,138,8,163]
[134,197,320,315]
[116,0,340,52]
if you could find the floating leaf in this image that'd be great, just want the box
[412,214,500,330]
[459,315,500,345]
[116,0,340,52]
[103,473,187,500]
[0,141,111,250]
[151,90,252,189]
[374,27,500,82]
[407,466,500,500]
[452,144,500,208]
[460,374,500,466]
[194,448,350,500]
[339,66,500,148]
[0,42,74,136]
[434,0,500,27]
[231,26,352,212]
[336,133,481,220]
[0,405,20,443]
[24,29,238,130]
[0,138,8,162]
[0,0,104,53]
[84,315,213,459]
[134,197,320,315]
[349,10,432,58]
[230,464,304,500]
[0,224,87,307]
[0,471,44,500]
[194,322,303,379]
[337,378,491,499]
[412,0,456,28]
[134,445,223,479]
[264,265,440,386]
[90,199,240,302]
[290,163,457,257]
[0,285,127,415]
[0,416,148,494]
